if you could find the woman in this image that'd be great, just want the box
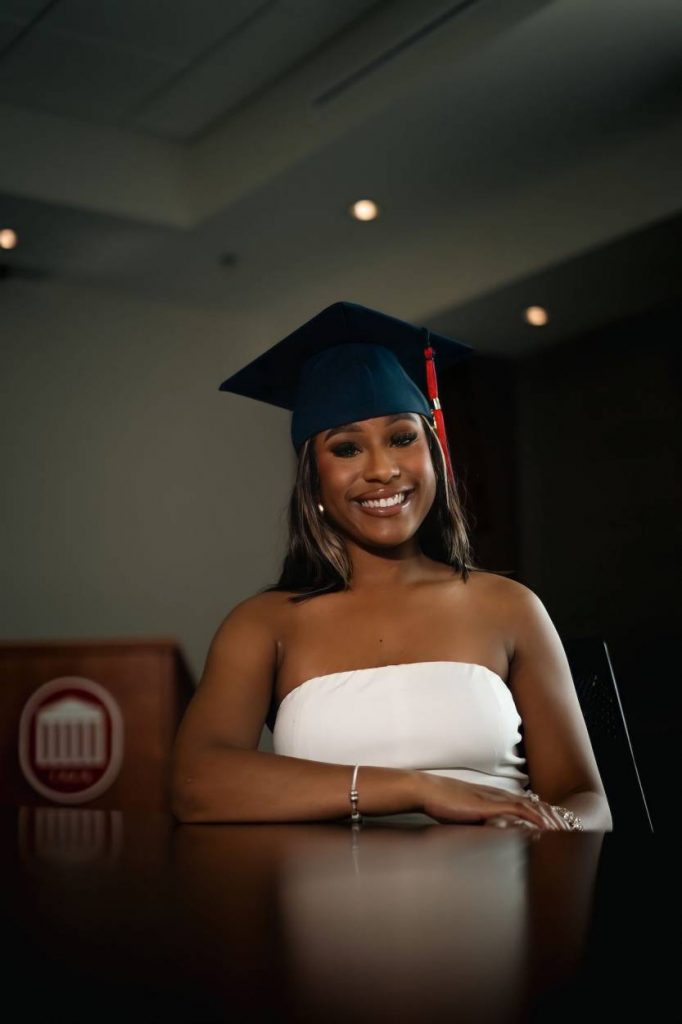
[171,302,613,831]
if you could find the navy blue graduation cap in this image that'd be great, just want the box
[218,301,473,481]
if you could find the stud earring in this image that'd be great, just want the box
[317,502,324,514]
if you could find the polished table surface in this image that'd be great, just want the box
[1,809,671,1023]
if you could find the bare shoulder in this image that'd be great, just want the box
[467,568,536,607]
[211,589,290,644]
[196,592,285,692]
[466,571,544,653]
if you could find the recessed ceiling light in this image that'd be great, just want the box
[349,199,379,221]
[0,228,18,250]
[524,305,549,326]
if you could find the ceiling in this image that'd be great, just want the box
[1,0,681,354]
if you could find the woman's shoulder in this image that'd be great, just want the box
[209,589,293,647]
[245,586,296,605]
[467,568,537,607]
[465,571,542,661]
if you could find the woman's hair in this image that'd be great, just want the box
[262,414,491,603]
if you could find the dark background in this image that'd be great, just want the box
[442,290,681,834]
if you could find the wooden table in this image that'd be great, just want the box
[1,809,670,1022]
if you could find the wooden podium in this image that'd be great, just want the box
[0,638,195,811]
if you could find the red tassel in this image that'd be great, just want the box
[423,338,455,485]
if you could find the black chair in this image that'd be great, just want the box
[564,636,654,832]
[518,636,654,833]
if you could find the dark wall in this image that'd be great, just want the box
[515,300,680,635]
[442,353,520,574]
[442,300,681,833]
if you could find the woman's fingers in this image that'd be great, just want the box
[518,791,564,830]
[483,796,555,830]
[524,799,556,830]
[470,785,547,828]
[485,814,540,830]
[511,796,553,829]
[546,804,572,830]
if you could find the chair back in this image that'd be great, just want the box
[561,636,655,833]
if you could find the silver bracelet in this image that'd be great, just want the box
[526,788,584,831]
[350,764,362,826]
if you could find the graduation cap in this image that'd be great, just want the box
[218,301,473,481]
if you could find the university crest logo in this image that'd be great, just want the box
[19,677,124,804]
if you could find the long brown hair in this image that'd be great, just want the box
[262,414,487,602]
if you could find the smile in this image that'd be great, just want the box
[358,491,405,507]
[354,489,414,516]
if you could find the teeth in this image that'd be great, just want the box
[359,492,406,508]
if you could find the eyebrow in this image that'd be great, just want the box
[323,413,419,442]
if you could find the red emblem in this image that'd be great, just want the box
[19,677,124,804]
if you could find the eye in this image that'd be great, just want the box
[392,431,418,446]
[331,441,360,458]
[330,431,418,458]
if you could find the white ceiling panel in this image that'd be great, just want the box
[0,0,383,137]
[132,0,383,140]
[0,1,49,21]
[41,0,269,64]
[0,26,176,121]
[0,15,25,47]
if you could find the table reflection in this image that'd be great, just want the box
[170,820,603,1023]
[2,808,640,1024]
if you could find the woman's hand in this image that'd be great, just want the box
[415,774,567,830]
[484,809,571,831]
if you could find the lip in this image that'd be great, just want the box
[353,489,414,517]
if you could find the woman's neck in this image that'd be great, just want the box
[345,540,449,591]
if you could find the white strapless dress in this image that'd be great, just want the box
[273,661,530,824]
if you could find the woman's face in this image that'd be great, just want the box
[313,412,437,548]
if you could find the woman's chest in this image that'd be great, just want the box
[274,577,513,704]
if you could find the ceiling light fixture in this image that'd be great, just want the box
[524,305,549,326]
[350,199,379,222]
[0,228,18,250]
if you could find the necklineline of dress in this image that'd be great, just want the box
[265,660,511,734]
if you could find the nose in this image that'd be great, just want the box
[363,444,400,483]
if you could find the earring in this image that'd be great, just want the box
[317,502,324,514]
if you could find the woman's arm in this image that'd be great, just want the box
[170,596,422,823]
[504,582,614,831]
